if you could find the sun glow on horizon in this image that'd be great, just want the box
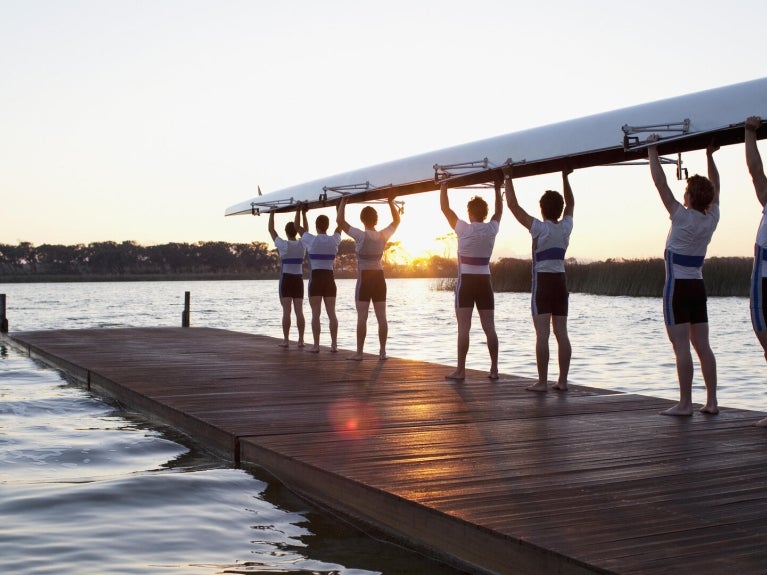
[384,240,445,267]
[337,192,457,267]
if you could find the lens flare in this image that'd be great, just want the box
[327,398,380,439]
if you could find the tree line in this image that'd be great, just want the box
[0,240,456,281]
[0,241,751,297]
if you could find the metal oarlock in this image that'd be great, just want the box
[606,153,687,180]
[621,119,691,150]
[319,181,403,212]
[320,181,373,202]
[250,197,294,215]
[433,158,491,183]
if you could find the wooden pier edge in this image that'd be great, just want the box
[1,334,92,386]
[239,439,605,575]
[1,332,240,463]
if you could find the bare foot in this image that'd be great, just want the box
[347,353,364,361]
[330,344,338,353]
[445,371,465,382]
[298,341,305,348]
[488,371,499,380]
[526,382,548,393]
[379,352,388,361]
[308,346,320,354]
[700,404,719,415]
[278,341,289,348]
[552,383,568,391]
[660,403,694,416]
[754,417,767,427]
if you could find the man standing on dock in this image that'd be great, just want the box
[647,134,720,416]
[502,164,574,393]
[439,178,503,381]
[337,196,401,361]
[268,211,306,348]
[295,204,342,353]
[744,115,767,428]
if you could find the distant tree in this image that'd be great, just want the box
[36,244,83,274]
[335,238,356,274]
[235,241,277,273]
[145,242,192,273]
[84,241,130,274]
[193,241,237,273]
[0,243,31,272]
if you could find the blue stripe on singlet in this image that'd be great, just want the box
[670,252,705,267]
[281,258,303,265]
[535,247,566,262]
[459,255,490,266]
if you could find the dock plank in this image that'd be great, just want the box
[6,326,767,575]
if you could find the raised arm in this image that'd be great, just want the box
[490,179,503,223]
[336,197,350,234]
[501,165,533,229]
[333,203,342,235]
[268,211,278,240]
[388,196,401,228]
[707,141,720,205]
[647,134,679,215]
[294,204,308,236]
[440,181,458,230]
[562,168,574,218]
[746,116,767,207]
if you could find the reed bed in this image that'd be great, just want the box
[437,257,753,297]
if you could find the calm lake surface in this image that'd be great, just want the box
[2,279,766,574]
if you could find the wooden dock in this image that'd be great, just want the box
[5,326,767,575]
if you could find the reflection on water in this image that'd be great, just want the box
[1,279,767,573]
[0,346,466,575]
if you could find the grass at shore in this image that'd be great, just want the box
[437,257,752,297]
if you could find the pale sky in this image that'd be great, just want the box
[2,0,767,262]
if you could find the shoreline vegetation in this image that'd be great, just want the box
[438,256,750,297]
[0,241,752,297]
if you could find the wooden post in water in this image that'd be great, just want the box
[182,291,191,328]
[1,294,8,333]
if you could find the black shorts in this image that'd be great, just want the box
[279,273,304,299]
[356,269,387,303]
[309,269,337,298]
[455,274,494,310]
[533,272,568,316]
[664,278,708,325]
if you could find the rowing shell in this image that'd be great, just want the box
[225,76,767,216]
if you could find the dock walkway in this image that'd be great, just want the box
[5,326,767,575]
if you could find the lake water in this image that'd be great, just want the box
[2,279,766,574]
